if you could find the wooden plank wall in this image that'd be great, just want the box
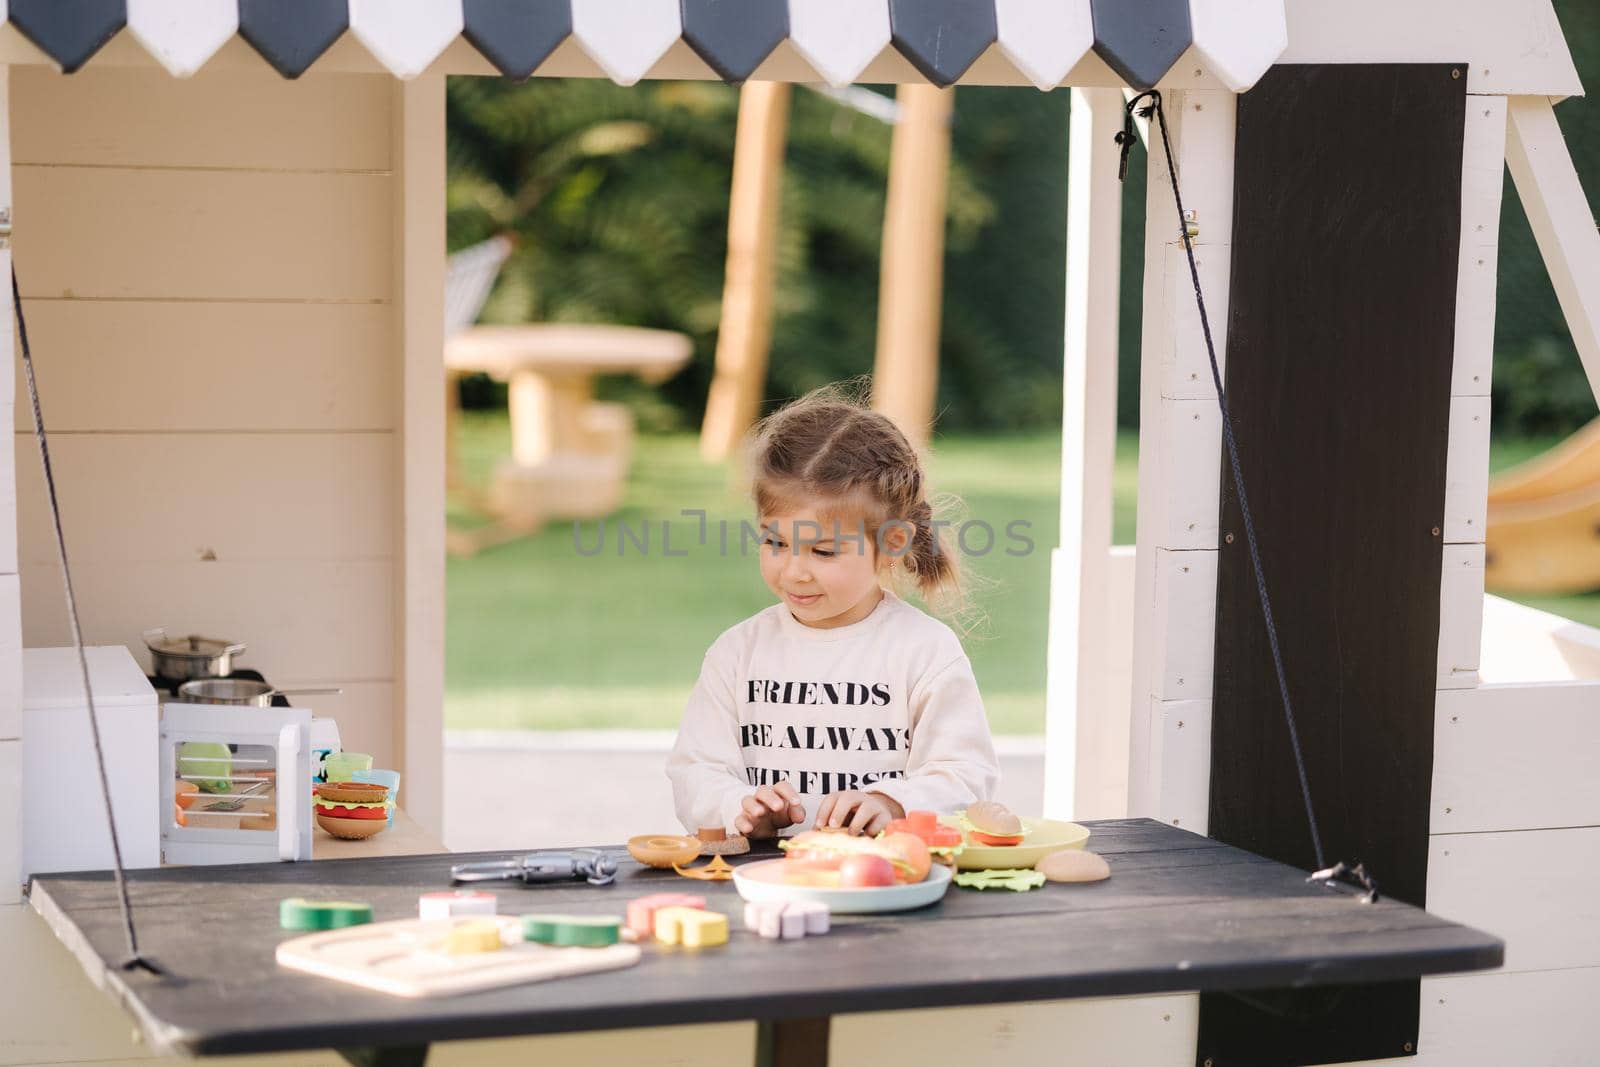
[0,67,18,909]
[1,61,452,1067]
[8,63,404,777]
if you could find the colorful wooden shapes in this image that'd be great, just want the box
[127,0,238,77]
[418,890,498,920]
[786,0,890,88]
[743,900,829,940]
[462,0,572,80]
[625,893,706,938]
[349,0,464,79]
[681,0,787,84]
[8,0,125,74]
[1089,0,1191,90]
[279,898,374,931]
[994,0,1092,92]
[1189,0,1286,93]
[654,906,728,947]
[888,0,996,88]
[238,0,349,79]
[571,0,680,86]
[521,913,624,947]
[441,918,506,954]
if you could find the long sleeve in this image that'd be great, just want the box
[665,642,751,834]
[867,654,1000,815]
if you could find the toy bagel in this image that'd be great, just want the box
[627,834,703,868]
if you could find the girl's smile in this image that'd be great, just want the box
[758,502,907,629]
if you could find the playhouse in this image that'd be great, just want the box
[3,1,1599,1066]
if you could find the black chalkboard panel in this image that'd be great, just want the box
[1200,64,1466,1066]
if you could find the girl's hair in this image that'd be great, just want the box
[747,381,975,623]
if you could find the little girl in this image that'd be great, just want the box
[667,386,1000,838]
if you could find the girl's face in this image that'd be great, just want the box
[758,503,900,629]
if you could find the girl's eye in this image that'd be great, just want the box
[813,549,835,559]
[762,537,786,551]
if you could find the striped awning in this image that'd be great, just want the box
[6,0,1288,92]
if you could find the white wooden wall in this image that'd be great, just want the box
[0,68,18,912]
[1,61,450,1067]
[4,63,444,813]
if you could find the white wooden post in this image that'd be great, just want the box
[1043,87,1125,821]
[394,76,447,839]
[1505,95,1600,406]
[1126,91,1236,831]
[0,66,20,904]
[1436,97,1505,694]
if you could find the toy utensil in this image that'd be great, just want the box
[451,849,619,887]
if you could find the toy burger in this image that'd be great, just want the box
[962,800,1026,846]
[313,781,393,840]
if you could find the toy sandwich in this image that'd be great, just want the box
[314,781,393,839]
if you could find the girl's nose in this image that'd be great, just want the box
[783,550,812,582]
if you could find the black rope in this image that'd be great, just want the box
[1119,92,1348,888]
[13,268,164,973]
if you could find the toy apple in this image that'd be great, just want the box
[838,854,896,888]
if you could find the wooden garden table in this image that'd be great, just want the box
[444,324,691,469]
[442,323,692,550]
[25,819,1501,1067]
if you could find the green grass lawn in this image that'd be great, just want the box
[445,414,1593,733]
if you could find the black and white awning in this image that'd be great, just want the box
[5,0,1288,92]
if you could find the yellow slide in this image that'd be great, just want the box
[1487,418,1600,593]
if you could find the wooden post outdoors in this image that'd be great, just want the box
[700,80,791,462]
[872,84,954,449]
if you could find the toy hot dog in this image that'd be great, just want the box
[781,829,931,884]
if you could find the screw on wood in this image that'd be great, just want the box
[1404,1042,1414,1053]
[1451,68,1461,79]
[1432,526,1442,537]
[1225,532,1235,544]
[1204,1059,1214,1067]
[1445,807,1452,814]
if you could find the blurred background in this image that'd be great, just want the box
[440,0,1600,747]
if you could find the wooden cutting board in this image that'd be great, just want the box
[276,916,640,998]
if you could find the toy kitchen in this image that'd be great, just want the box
[20,630,393,878]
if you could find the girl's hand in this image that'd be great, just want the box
[734,782,806,838]
[814,790,905,836]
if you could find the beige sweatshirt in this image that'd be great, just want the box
[666,588,1001,835]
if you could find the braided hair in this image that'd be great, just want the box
[747,382,966,614]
